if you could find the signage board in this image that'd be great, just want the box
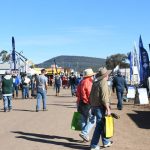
[137,88,149,104]
[127,86,136,99]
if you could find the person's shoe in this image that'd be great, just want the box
[8,108,12,112]
[43,108,48,111]
[79,133,89,142]
[104,141,113,148]
[36,109,39,112]
[90,145,100,150]
[4,108,7,112]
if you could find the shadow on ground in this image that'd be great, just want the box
[111,102,134,106]
[127,110,150,129]
[12,131,90,150]
[47,103,76,109]
[13,109,35,112]
[47,94,72,97]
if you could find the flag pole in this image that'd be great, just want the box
[54,59,58,74]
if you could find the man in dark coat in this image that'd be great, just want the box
[112,70,128,110]
[2,71,13,112]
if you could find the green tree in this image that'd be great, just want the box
[0,50,10,62]
[106,53,129,70]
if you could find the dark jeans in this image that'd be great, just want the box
[77,100,91,118]
[22,86,29,99]
[77,100,94,135]
[36,88,47,110]
[116,91,123,109]
[90,106,110,148]
[70,84,76,95]
[55,84,60,93]
[12,85,19,97]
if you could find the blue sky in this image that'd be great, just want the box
[0,0,150,64]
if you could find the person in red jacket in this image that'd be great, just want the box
[76,68,95,142]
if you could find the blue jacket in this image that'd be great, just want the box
[112,75,128,92]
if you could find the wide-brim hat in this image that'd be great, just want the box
[96,67,111,79]
[83,68,96,77]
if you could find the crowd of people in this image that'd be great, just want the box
[0,69,84,112]
[0,67,128,150]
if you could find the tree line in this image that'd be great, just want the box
[0,50,129,70]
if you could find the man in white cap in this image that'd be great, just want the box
[2,70,13,112]
[76,68,95,142]
[90,67,112,150]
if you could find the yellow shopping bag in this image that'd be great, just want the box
[104,115,114,138]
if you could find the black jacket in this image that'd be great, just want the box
[112,75,128,92]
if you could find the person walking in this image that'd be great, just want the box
[31,74,37,98]
[112,70,128,110]
[21,74,31,99]
[90,67,112,150]
[69,72,76,96]
[54,73,61,96]
[12,74,20,98]
[36,69,48,112]
[2,71,13,112]
[76,68,95,142]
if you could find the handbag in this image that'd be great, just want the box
[71,112,82,131]
[104,115,114,138]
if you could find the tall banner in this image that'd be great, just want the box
[139,36,150,86]
[12,36,16,70]
[128,51,133,82]
[134,44,140,84]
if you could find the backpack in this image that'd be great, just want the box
[90,80,100,104]
[55,76,61,85]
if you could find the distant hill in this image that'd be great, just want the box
[36,55,106,72]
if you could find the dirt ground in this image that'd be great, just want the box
[0,87,149,150]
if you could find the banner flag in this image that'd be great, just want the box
[134,44,140,84]
[12,36,16,70]
[128,52,133,81]
[139,35,150,86]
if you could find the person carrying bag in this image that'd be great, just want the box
[90,67,113,150]
[76,68,96,142]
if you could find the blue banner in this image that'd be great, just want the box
[128,52,133,81]
[12,36,16,70]
[139,36,150,86]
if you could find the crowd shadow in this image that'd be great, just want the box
[0,109,5,112]
[127,110,150,129]
[57,101,75,104]
[110,102,134,106]
[47,94,72,97]
[47,103,76,109]
[57,95,74,98]
[12,131,89,150]
[12,109,35,112]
